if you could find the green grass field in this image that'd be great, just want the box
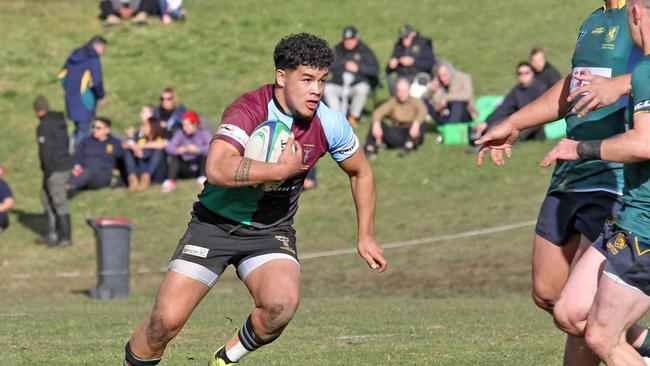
[0,1,605,365]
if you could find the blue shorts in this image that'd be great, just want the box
[593,222,650,296]
[535,190,621,246]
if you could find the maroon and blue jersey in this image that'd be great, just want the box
[198,84,359,228]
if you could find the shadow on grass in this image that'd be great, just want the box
[12,208,46,237]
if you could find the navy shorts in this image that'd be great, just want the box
[593,223,650,296]
[168,202,300,287]
[535,190,622,246]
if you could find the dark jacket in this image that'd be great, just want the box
[37,111,72,176]
[386,35,436,78]
[73,134,124,171]
[154,104,187,132]
[486,80,547,126]
[534,62,562,90]
[60,44,104,122]
[330,40,379,88]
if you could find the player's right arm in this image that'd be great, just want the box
[476,75,572,166]
[205,136,302,188]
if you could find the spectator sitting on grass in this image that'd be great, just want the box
[154,87,187,134]
[424,61,477,125]
[386,24,436,95]
[0,167,14,232]
[161,111,210,193]
[529,47,562,91]
[123,107,167,192]
[158,0,187,25]
[364,78,428,158]
[66,117,124,196]
[471,61,547,143]
[99,0,158,26]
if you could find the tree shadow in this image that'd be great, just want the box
[11,208,46,237]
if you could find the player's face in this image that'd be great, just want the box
[280,65,328,119]
[628,3,643,48]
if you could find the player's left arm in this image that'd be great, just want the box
[541,113,650,166]
[338,150,387,272]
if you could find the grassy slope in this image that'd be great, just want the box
[0,1,601,365]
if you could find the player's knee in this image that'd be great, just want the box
[259,296,300,331]
[553,300,588,336]
[585,325,613,358]
[531,287,557,312]
[146,309,183,347]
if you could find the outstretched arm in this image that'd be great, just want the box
[337,149,387,272]
[541,114,650,167]
[206,135,302,187]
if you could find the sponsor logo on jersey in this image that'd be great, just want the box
[606,233,627,255]
[182,244,210,258]
[216,124,249,147]
[303,146,313,163]
[634,99,650,112]
[336,136,359,156]
[106,144,113,154]
[591,27,605,34]
[275,235,296,255]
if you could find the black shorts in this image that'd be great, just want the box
[593,222,650,296]
[535,190,622,246]
[168,202,300,287]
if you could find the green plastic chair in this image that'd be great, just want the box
[543,119,567,140]
[438,95,505,145]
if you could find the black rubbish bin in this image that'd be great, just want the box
[87,218,133,299]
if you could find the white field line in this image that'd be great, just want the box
[4,220,535,280]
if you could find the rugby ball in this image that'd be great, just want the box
[244,120,294,191]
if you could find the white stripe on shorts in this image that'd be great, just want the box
[237,253,300,280]
[603,261,645,295]
[168,259,219,287]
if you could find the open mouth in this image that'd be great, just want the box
[306,100,319,110]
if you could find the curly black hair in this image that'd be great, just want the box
[273,33,334,71]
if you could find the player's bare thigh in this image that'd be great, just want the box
[532,233,580,311]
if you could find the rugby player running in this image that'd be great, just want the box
[476,1,650,364]
[123,33,387,366]
[541,1,650,363]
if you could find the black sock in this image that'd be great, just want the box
[124,342,161,366]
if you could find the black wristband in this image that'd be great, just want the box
[577,140,603,160]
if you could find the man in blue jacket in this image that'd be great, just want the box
[59,36,107,146]
[386,24,436,95]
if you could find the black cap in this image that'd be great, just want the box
[343,26,357,39]
[399,24,415,39]
[33,95,49,112]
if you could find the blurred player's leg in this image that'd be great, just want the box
[125,271,210,365]
[585,274,650,366]
[210,258,300,365]
[531,233,579,313]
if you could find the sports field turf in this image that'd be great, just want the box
[0,1,613,364]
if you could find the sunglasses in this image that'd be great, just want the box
[160,96,173,101]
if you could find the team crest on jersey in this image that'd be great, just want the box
[606,26,619,43]
[354,53,362,61]
[591,27,605,34]
[106,144,113,154]
[606,233,627,255]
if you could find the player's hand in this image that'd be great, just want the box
[475,120,520,167]
[277,133,302,180]
[568,74,624,118]
[357,237,387,272]
[540,138,580,167]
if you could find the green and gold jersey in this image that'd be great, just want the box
[548,4,642,194]
[616,55,650,241]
